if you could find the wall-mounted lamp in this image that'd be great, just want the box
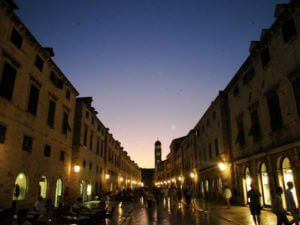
[74,165,81,173]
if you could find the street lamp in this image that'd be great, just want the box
[74,165,81,173]
[218,162,226,171]
[190,172,195,179]
[105,174,110,180]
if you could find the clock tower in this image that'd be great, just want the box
[154,140,162,169]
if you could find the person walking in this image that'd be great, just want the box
[285,182,299,225]
[223,186,232,209]
[177,188,183,206]
[247,183,262,225]
[272,186,291,225]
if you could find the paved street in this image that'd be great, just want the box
[113,199,245,225]
[108,198,287,225]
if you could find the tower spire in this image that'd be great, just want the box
[154,140,162,169]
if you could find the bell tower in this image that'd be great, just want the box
[154,140,162,169]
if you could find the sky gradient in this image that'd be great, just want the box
[16,0,287,168]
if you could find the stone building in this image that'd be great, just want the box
[141,168,155,188]
[225,0,300,207]
[155,0,300,208]
[70,97,106,201]
[193,92,232,200]
[0,0,141,209]
[169,136,185,188]
[0,0,78,208]
[69,96,142,197]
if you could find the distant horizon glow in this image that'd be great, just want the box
[15,0,287,168]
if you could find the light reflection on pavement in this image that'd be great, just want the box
[116,198,234,225]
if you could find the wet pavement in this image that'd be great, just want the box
[114,198,235,225]
[109,198,283,225]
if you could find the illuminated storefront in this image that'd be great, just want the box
[243,167,251,204]
[55,178,63,207]
[13,173,27,201]
[259,163,271,206]
[39,176,47,199]
[281,157,298,208]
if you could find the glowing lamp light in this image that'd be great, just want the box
[190,172,195,179]
[105,174,110,180]
[178,176,182,181]
[120,177,124,182]
[74,165,81,173]
[167,180,171,184]
[172,178,176,183]
[218,162,226,171]
[141,182,144,187]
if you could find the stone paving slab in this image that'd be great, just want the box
[192,199,293,225]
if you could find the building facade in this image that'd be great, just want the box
[155,0,300,208]
[0,0,141,209]
[0,0,79,208]
[226,1,300,207]
[193,92,232,200]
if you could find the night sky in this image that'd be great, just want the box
[15,0,287,168]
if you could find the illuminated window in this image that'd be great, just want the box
[54,178,63,207]
[282,157,298,207]
[87,184,92,196]
[259,163,271,206]
[39,176,47,199]
[13,173,27,200]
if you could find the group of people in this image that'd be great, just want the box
[223,182,299,225]
[143,186,196,208]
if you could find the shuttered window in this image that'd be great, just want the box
[0,62,17,101]
[249,110,261,140]
[10,28,23,49]
[47,100,56,127]
[27,84,40,116]
[44,145,51,157]
[282,19,297,43]
[267,94,283,131]
[292,76,300,116]
[0,125,6,143]
[22,135,33,152]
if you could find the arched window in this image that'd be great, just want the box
[13,173,27,200]
[87,184,92,196]
[80,180,87,202]
[243,167,251,204]
[54,178,63,207]
[259,163,271,206]
[245,167,251,192]
[39,176,47,199]
[282,157,298,207]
